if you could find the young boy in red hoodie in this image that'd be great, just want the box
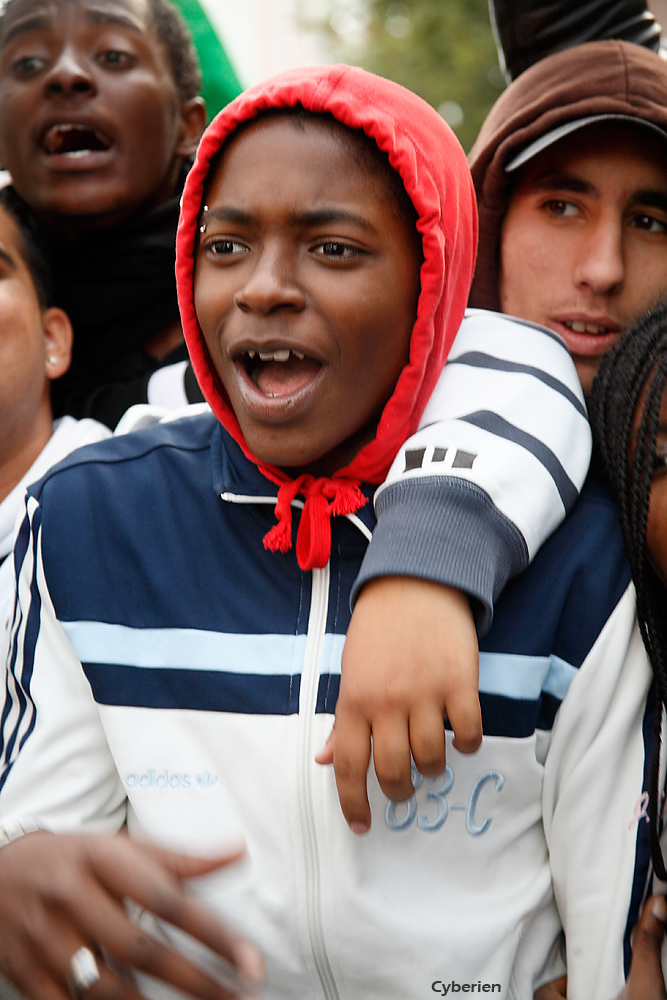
[0,65,615,1000]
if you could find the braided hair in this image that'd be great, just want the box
[588,300,667,880]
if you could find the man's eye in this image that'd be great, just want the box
[313,242,363,259]
[543,199,578,218]
[97,50,135,69]
[632,214,667,234]
[11,55,47,77]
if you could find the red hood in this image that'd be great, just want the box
[176,64,477,567]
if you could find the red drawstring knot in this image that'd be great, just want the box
[263,474,368,570]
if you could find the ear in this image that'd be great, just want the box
[43,307,73,381]
[176,97,207,160]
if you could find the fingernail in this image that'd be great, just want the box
[652,895,667,922]
[350,821,369,835]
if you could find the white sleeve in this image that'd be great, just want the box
[354,309,592,632]
[146,360,190,409]
[0,495,126,833]
[542,585,652,1000]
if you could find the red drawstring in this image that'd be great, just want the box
[263,474,368,570]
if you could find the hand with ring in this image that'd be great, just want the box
[0,830,265,999]
[67,947,101,999]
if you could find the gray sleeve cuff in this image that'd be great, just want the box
[353,477,529,634]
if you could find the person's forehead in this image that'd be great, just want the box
[213,116,374,192]
[509,121,667,198]
[1,0,152,44]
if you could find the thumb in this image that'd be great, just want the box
[621,895,667,999]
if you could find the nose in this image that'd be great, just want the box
[233,244,306,314]
[573,215,625,296]
[43,47,96,98]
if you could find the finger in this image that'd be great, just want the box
[371,715,414,803]
[143,842,248,881]
[0,874,108,1000]
[13,967,70,1000]
[408,704,447,778]
[69,950,145,1000]
[314,724,335,766]
[61,880,244,1000]
[86,842,265,994]
[447,682,483,755]
[331,714,373,834]
[12,922,140,1000]
[623,894,667,1000]
[2,944,72,1000]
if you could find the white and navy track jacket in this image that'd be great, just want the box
[356,310,592,632]
[0,394,651,1000]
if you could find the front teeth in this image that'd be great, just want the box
[259,349,289,361]
[247,349,304,362]
[565,321,608,335]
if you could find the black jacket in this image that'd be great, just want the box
[490,0,662,81]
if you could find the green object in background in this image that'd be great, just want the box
[173,0,243,119]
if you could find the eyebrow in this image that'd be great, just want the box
[633,190,667,215]
[86,9,142,33]
[527,172,596,197]
[2,13,51,46]
[527,172,667,213]
[203,206,378,233]
[2,6,141,47]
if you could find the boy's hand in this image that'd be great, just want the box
[316,576,482,833]
[0,830,265,1000]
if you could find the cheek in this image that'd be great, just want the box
[193,273,234,360]
[364,265,418,361]
[113,82,180,158]
[0,290,38,340]
[193,271,217,331]
[625,247,667,307]
[646,482,667,583]
[0,93,29,162]
[500,216,557,303]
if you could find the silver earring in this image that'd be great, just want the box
[199,205,209,234]
[48,355,58,365]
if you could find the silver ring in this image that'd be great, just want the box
[67,946,101,998]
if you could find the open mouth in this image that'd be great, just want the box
[562,320,611,337]
[41,123,112,157]
[241,348,322,398]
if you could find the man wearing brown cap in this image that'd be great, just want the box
[468,38,667,397]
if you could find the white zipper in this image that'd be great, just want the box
[297,563,340,1000]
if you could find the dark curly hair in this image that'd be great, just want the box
[146,0,201,102]
[588,301,667,880]
[0,0,202,103]
[0,185,54,308]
